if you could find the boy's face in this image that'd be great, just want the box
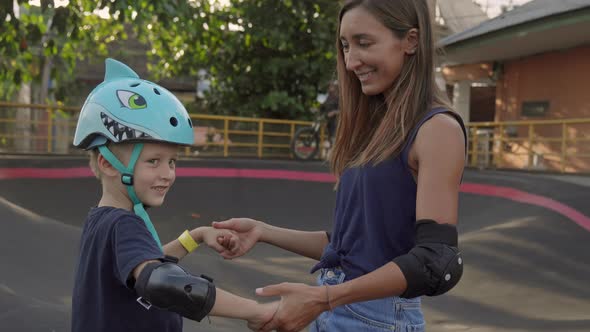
[131,142,179,208]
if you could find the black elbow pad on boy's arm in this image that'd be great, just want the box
[392,220,463,299]
[134,261,216,322]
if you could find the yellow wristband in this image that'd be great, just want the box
[178,230,199,253]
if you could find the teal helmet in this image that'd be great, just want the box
[73,59,194,250]
[73,58,194,149]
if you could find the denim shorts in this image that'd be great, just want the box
[309,268,425,332]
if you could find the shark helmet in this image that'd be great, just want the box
[73,58,194,150]
[73,59,194,250]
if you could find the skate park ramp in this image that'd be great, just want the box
[1,157,589,332]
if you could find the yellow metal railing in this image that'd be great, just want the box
[0,102,80,154]
[2,102,589,172]
[466,118,590,173]
[0,102,318,159]
[182,113,317,159]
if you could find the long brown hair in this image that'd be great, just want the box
[330,0,453,177]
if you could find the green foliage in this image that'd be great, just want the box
[0,0,128,101]
[1,0,340,119]
[140,0,340,119]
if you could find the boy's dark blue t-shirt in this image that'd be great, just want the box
[72,206,182,332]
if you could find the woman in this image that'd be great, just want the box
[214,0,466,331]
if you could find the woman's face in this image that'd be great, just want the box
[339,6,412,96]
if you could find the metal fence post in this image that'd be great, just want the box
[47,106,53,153]
[224,119,229,157]
[258,120,264,158]
[527,124,534,169]
[289,123,295,159]
[561,123,567,172]
[497,125,504,168]
[470,126,478,167]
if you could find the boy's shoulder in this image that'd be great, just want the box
[87,206,144,230]
[82,207,154,251]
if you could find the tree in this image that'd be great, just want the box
[2,0,340,120]
[1,1,123,102]
[0,0,202,152]
[0,0,202,102]
[142,0,340,119]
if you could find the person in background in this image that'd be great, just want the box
[319,80,340,144]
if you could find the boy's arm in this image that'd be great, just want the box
[132,260,276,325]
[163,227,221,261]
[210,288,276,323]
[163,239,189,261]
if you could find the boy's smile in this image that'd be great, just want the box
[133,142,179,208]
[152,185,170,194]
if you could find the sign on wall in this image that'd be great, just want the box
[521,101,550,117]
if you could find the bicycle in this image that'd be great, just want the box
[290,110,333,161]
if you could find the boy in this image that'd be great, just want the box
[71,58,277,331]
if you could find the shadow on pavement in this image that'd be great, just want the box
[1,158,590,332]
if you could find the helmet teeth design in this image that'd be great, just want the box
[100,112,150,141]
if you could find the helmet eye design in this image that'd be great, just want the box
[117,90,147,109]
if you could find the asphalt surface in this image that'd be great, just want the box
[1,157,589,332]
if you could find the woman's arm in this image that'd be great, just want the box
[213,218,329,260]
[260,223,330,260]
[412,113,465,225]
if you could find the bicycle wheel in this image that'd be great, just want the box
[291,127,320,160]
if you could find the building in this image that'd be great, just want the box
[439,0,590,172]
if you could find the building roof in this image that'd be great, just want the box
[438,0,590,65]
[439,0,590,47]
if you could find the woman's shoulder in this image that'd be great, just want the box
[424,112,464,133]
[413,111,466,158]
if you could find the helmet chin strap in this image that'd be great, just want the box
[98,144,163,250]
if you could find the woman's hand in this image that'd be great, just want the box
[200,227,240,254]
[212,218,265,259]
[246,301,280,331]
[256,283,329,332]
[187,226,239,254]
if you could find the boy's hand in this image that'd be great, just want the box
[247,301,279,331]
[199,227,240,254]
[212,218,265,259]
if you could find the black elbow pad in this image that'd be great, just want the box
[393,219,463,298]
[134,262,216,322]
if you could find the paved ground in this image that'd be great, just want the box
[1,157,589,332]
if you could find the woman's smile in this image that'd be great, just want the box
[356,70,376,82]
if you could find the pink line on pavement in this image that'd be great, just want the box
[0,167,336,183]
[0,167,93,179]
[1,167,589,231]
[460,183,590,232]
